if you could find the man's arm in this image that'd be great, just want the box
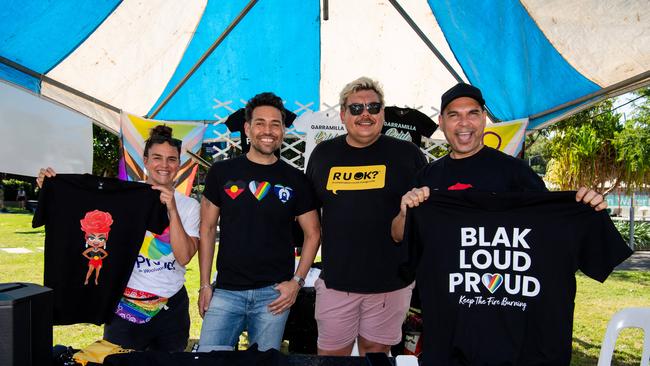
[152,185,198,266]
[391,187,430,243]
[197,197,220,318]
[268,209,321,315]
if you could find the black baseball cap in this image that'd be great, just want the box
[440,83,485,113]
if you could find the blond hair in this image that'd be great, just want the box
[338,77,385,110]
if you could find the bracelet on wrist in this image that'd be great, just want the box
[292,275,305,288]
[198,283,212,292]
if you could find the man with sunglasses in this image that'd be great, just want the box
[306,77,426,356]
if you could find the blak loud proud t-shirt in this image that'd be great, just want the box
[405,191,632,366]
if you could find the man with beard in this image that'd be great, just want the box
[306,77,427,356]
[197,92,320,352]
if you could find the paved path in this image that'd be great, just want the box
[616,250,650,271]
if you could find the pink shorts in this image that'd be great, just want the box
[314,278,414,351]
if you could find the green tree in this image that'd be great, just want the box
[543,88,650,193]
[93,124,120,177]
[545,99,621,192]
[523,132,551,176]
[613,88,650,191]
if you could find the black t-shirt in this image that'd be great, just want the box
[203,155,316,290]
[416,146,547,192]
[404,191,632,366]
[32,174,168,325]
[382,106,437,146]
[306,134,427,293]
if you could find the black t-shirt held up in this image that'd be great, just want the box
[33,174,168,325]
[405,191,632,366]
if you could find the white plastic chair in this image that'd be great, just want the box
[598,307,650,366]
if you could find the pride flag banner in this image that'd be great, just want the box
[483,118,528,157]
[119,112,206,196]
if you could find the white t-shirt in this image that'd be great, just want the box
[292,110,346,168]
[125,191,200,298]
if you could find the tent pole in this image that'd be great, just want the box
[323,0,329,21]
[387,0,462,83]
[148,0,259,119]
[387,0,497,121]
[0,55,121,114]
[529,70,650,121]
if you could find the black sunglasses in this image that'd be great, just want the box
[347,102,382,116]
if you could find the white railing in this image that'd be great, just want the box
[205,101,449,170]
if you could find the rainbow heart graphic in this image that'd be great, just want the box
[249,181,270,201]
[482,273,503,294]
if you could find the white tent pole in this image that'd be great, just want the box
[0,55,120,114]
[529,71,650,121]
[387,0,498,121]
[388,0,463,83]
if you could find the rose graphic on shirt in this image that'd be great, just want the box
[80,210,113,285]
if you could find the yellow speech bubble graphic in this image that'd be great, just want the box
[326,165,386,194]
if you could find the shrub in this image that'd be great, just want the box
[614,221,650,250]
[1,179,35,200]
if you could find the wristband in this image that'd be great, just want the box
[198,283,212,292]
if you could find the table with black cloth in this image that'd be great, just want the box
[101,349,396,366]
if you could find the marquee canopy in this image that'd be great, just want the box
[1,0,648,134]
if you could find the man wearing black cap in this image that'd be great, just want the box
[391,83,606,241]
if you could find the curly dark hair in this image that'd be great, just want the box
[244,92,286,123]
[143,125,181,157]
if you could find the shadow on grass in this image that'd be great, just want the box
[0,208,33,214]
[572,337,641,366]
[609,271,650,282]
[15,229,44,235]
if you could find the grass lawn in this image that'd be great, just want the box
[1,211,648,364]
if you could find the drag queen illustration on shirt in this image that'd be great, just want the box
[80,210,113,285]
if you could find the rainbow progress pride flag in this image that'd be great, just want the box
[119,112,206,196]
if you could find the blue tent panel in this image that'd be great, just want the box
[0,0,120,75]
[150,0,320,120]
[0,63,39,93]
[429,0,600,124]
